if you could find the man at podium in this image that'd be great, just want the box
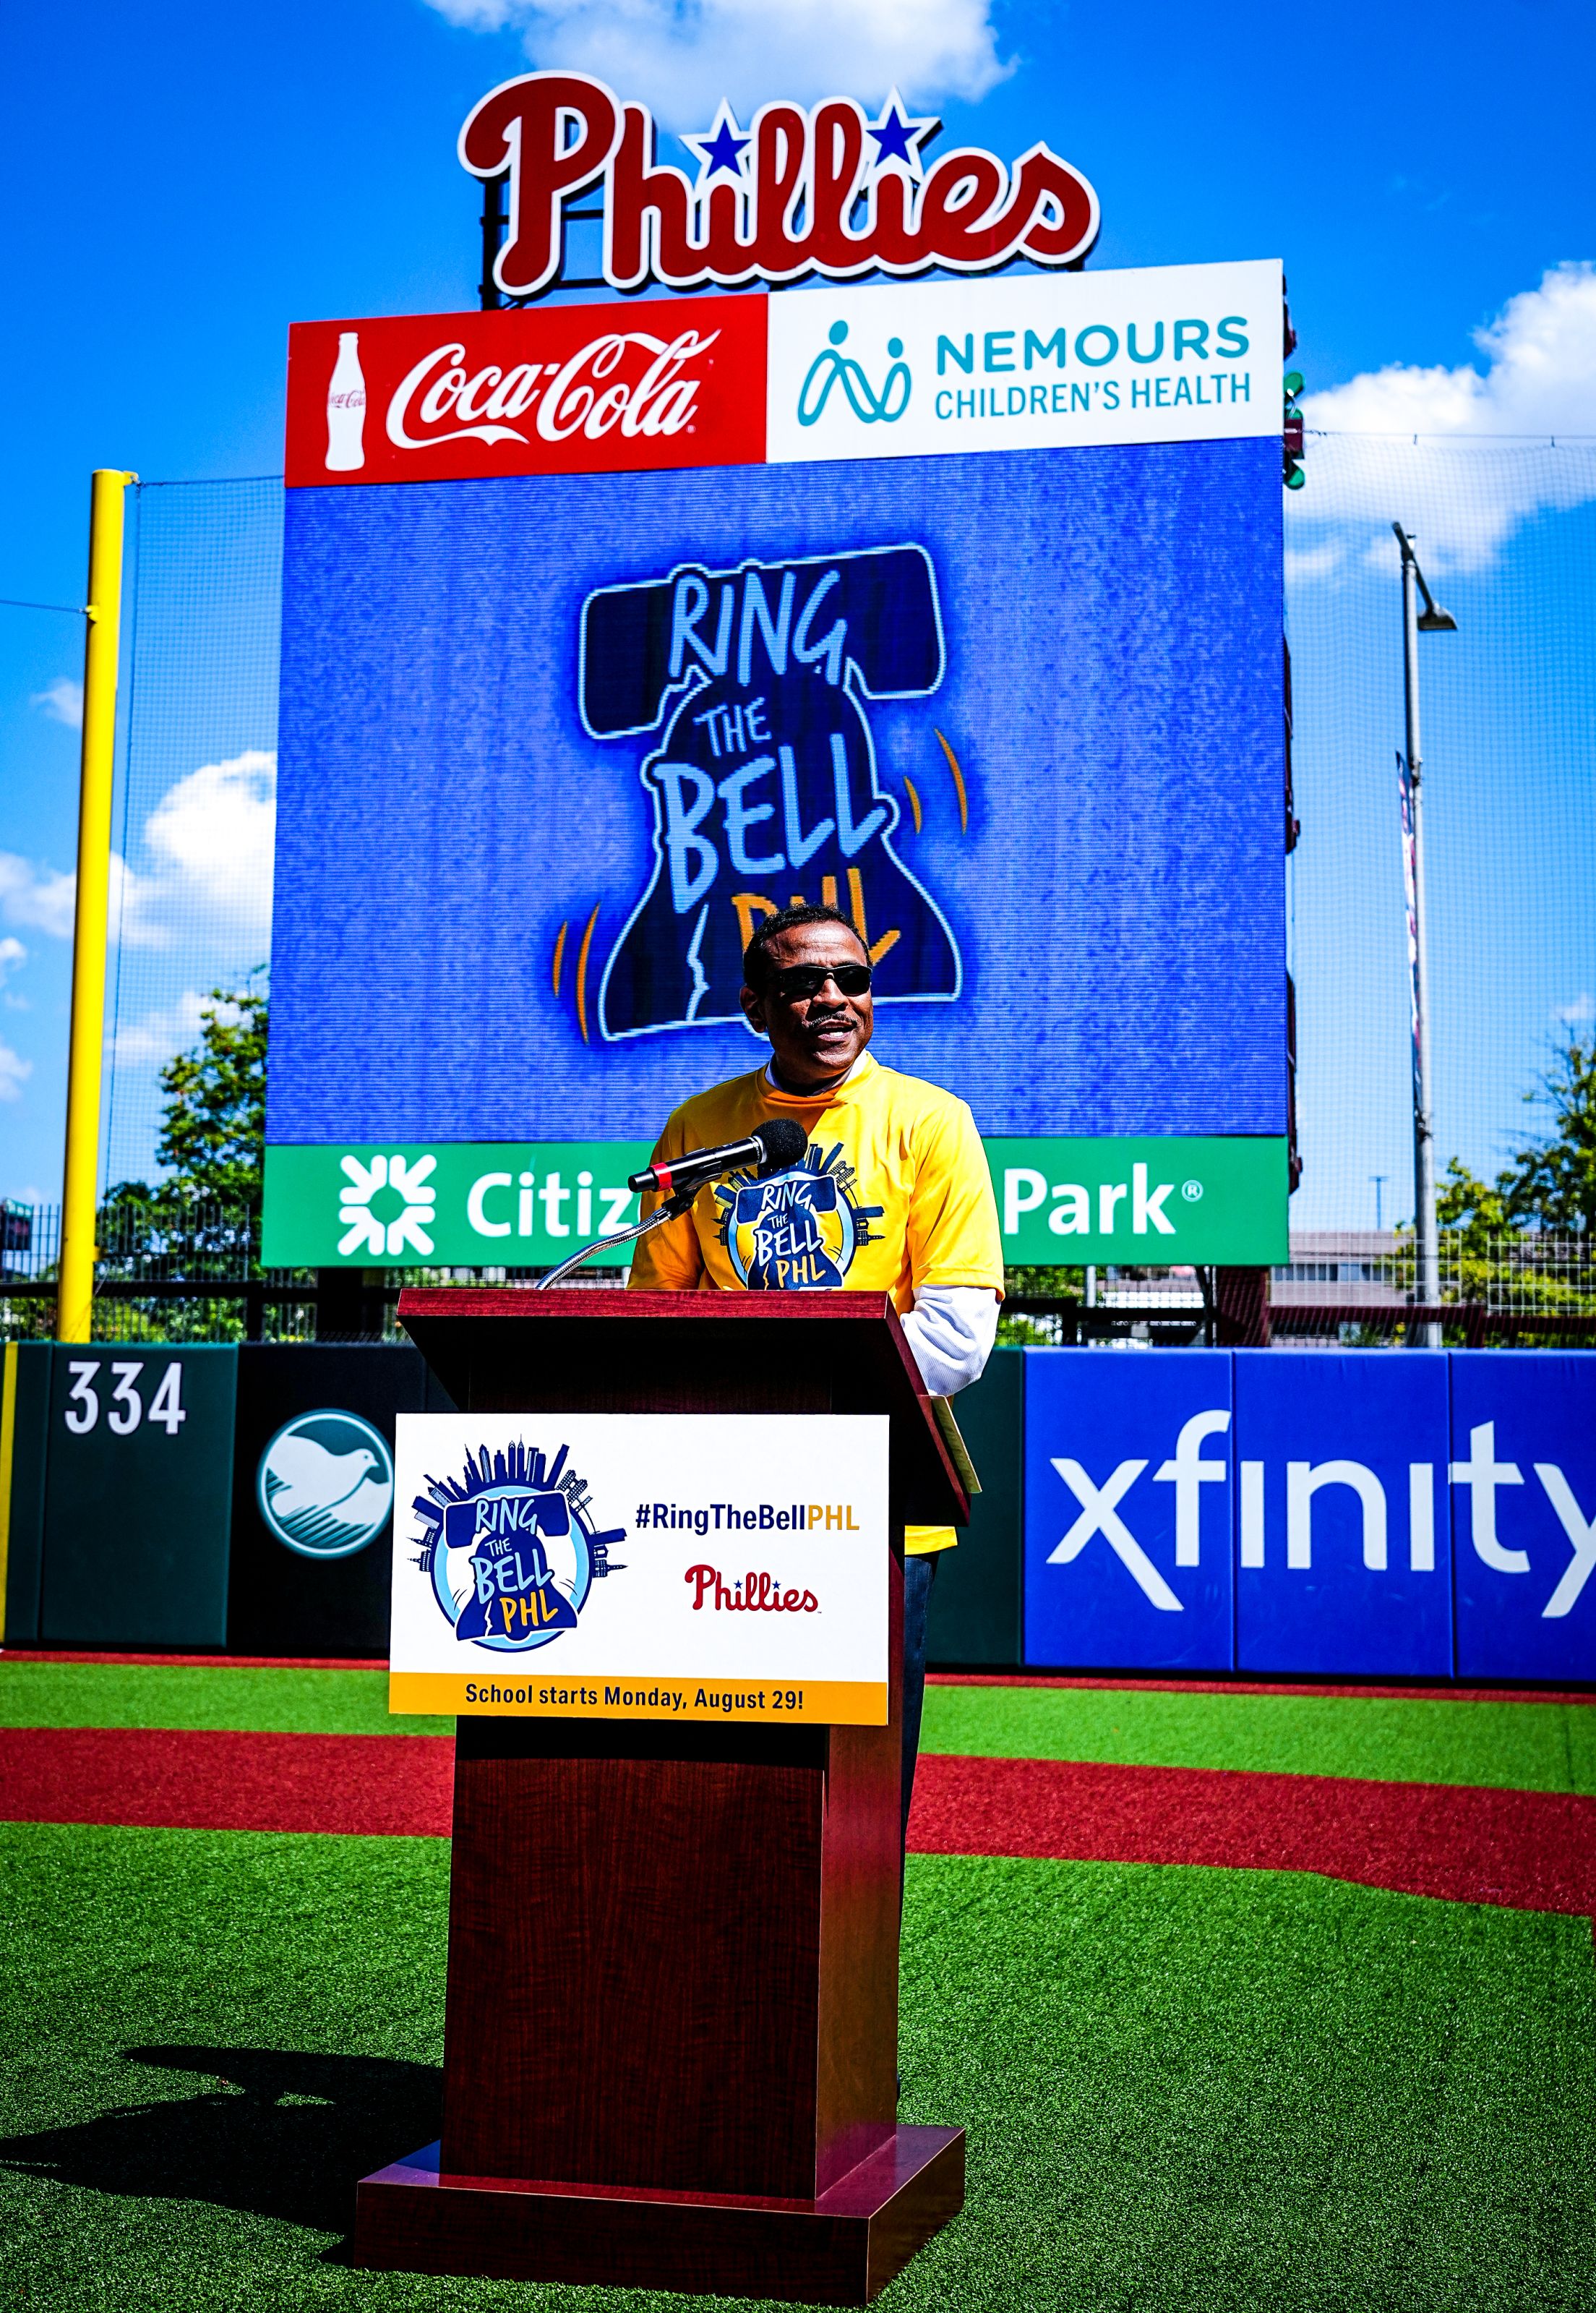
[630,902,1004,1841]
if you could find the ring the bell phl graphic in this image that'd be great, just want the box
[582,544,961,1040]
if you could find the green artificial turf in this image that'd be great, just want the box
[9,1661,1595,1798]
[0,1661,452,1738]
[922,1683,1596,1796]
[1,1822,1592,2311]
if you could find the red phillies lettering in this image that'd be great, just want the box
[685,1565,818,1612]
[460,73,622,301]
[458,72,1098,296]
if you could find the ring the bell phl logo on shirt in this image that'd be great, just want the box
[716,1142,884,1290]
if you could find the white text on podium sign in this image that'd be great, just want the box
[390,1414,890,1723]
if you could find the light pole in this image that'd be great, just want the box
[1392,523,1456,1351]
[1370,1175,1387,1233]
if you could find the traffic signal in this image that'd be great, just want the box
[1283,369,1305,490]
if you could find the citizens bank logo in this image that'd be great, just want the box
[338,1152,437,1257]
[797,322,911,427]
[258,1410,395,1559]
[716,1141,883,1290]
[413,1440,629,1652]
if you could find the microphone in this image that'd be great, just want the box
[628,1117,807,1201]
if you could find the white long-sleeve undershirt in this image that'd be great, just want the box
[899,1285,1000,1399]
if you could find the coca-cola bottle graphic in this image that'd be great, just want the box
[325,332,366,471]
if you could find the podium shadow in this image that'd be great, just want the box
[0,2045,441,2241]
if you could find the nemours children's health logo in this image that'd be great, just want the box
[412,1440,628,1653]
[797,322,911,427]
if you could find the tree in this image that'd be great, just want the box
[92,973,269,1334]
[155,970,268,1208]
[1436,1158,1514,1262]
[1501,1035,1596,1238]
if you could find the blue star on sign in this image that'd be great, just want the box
[682,102,750,189]
[866,90,938,179]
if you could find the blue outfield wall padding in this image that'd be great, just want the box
[1024,1348,1235,1672]
[1232,1351,1453,1679]
[1451,1352,1596,1682]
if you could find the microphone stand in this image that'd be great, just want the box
[533,1186,697,1291]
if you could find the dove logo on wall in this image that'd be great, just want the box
[257,1410,397,1560]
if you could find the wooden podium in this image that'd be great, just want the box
[353,1289,969,2304]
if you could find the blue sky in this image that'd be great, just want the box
[1,0,1592,1219]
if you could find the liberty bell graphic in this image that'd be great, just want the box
[579,543,962,1040]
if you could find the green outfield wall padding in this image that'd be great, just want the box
[926,1347,1024,1668]
[39,1346,238,1649]
[2,1343,52,1646]
[226,1346,425,1659]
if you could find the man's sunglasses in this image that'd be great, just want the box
[768,962,873,1002]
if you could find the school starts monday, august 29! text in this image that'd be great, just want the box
[461,1683,812,1715]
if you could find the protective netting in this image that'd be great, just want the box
[95,442,1596,1253]
[1286,434,1596,1236]
[101,477,282,1192]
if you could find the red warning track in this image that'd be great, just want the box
[911,1754,1596,1917]
[0,1728,456,1839]
[3,1729,1592,1917]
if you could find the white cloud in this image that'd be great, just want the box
[107,988,243,1070]
[109,853,170,949]
[0,1037,32,1101]
[424,0,1009,122]
[142,749,276,934]
[0,749,272,986]
[0,852,77,940]
[1556,991,1595,1025]
[1290,265,1596,575]
[30,675,84,730]
[0,936,26,983]
[0,849,166,950]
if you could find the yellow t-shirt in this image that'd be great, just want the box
[628,1051,1003,1552]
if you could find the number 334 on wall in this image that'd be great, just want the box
[63,1359,187,1437]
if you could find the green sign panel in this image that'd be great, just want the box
[262,1143,654,1269]
[264,1135,1288,1270]
[984,1136,1288,1265]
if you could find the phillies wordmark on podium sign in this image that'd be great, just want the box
[390,1413,890,1722]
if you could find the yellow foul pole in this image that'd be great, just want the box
[57,469,136,1343]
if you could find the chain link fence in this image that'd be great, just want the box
[0,1201,626,1343]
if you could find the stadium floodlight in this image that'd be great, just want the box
[1391,523,1457,1350]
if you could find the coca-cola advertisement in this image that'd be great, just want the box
[285,299,765,487]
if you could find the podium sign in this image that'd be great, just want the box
[390,1411,890,1723]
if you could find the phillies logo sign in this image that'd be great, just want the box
[459,72,1099,301]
